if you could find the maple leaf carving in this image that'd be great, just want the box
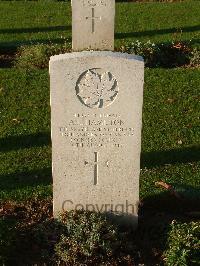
[76,69,118,108]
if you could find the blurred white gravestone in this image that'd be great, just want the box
[50,0,144,228]
[72,0,115,51]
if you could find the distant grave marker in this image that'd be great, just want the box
[72,0,115,51]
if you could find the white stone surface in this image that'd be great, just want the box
[50,51,144,227]
[72,0,115,51]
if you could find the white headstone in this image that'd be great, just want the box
[72,0,115,51]
[50,51,144,227]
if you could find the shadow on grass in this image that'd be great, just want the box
[1,24,200,53]
[0,167,51,191]
[140,189,200,214]
[0,25,71,34]
[0,132,51,152]
[141,145,200,169]
[0,133,199,169]
[0,53,15,68]
[115,24,200,39]
[1,24,199,38]
[0,38,72,53]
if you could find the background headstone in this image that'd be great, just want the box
[50,51,144,226]
[72,0,115,51]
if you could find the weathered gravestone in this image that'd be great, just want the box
[50,51,144,226]
[72,0,115,51]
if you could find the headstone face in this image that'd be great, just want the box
[72,0,115,51]
[50,52,144,226]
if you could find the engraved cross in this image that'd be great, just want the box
[94,151,98,185]
[84,151,99,185]
[85,8,101,33]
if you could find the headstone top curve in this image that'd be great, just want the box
[50,51,144,63]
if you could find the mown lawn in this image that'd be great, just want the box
[0,69,51,201]
[0,68,199,201]
[0,1,200,51]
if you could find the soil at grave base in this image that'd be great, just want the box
[0,198,198,265]
[0,53,16,68]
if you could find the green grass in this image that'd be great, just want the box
[0,2,200,264]
[0,1,200,51]
[141,68,200,199]
[0,69,51,200]
[0,0,199,203]
[115,1,200,46]
[0,68,199,201]
[0,2,71,51]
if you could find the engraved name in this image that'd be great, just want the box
[59,113,134,148]
[82,0,107,7]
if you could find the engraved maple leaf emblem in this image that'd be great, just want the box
[76,68,118,108]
